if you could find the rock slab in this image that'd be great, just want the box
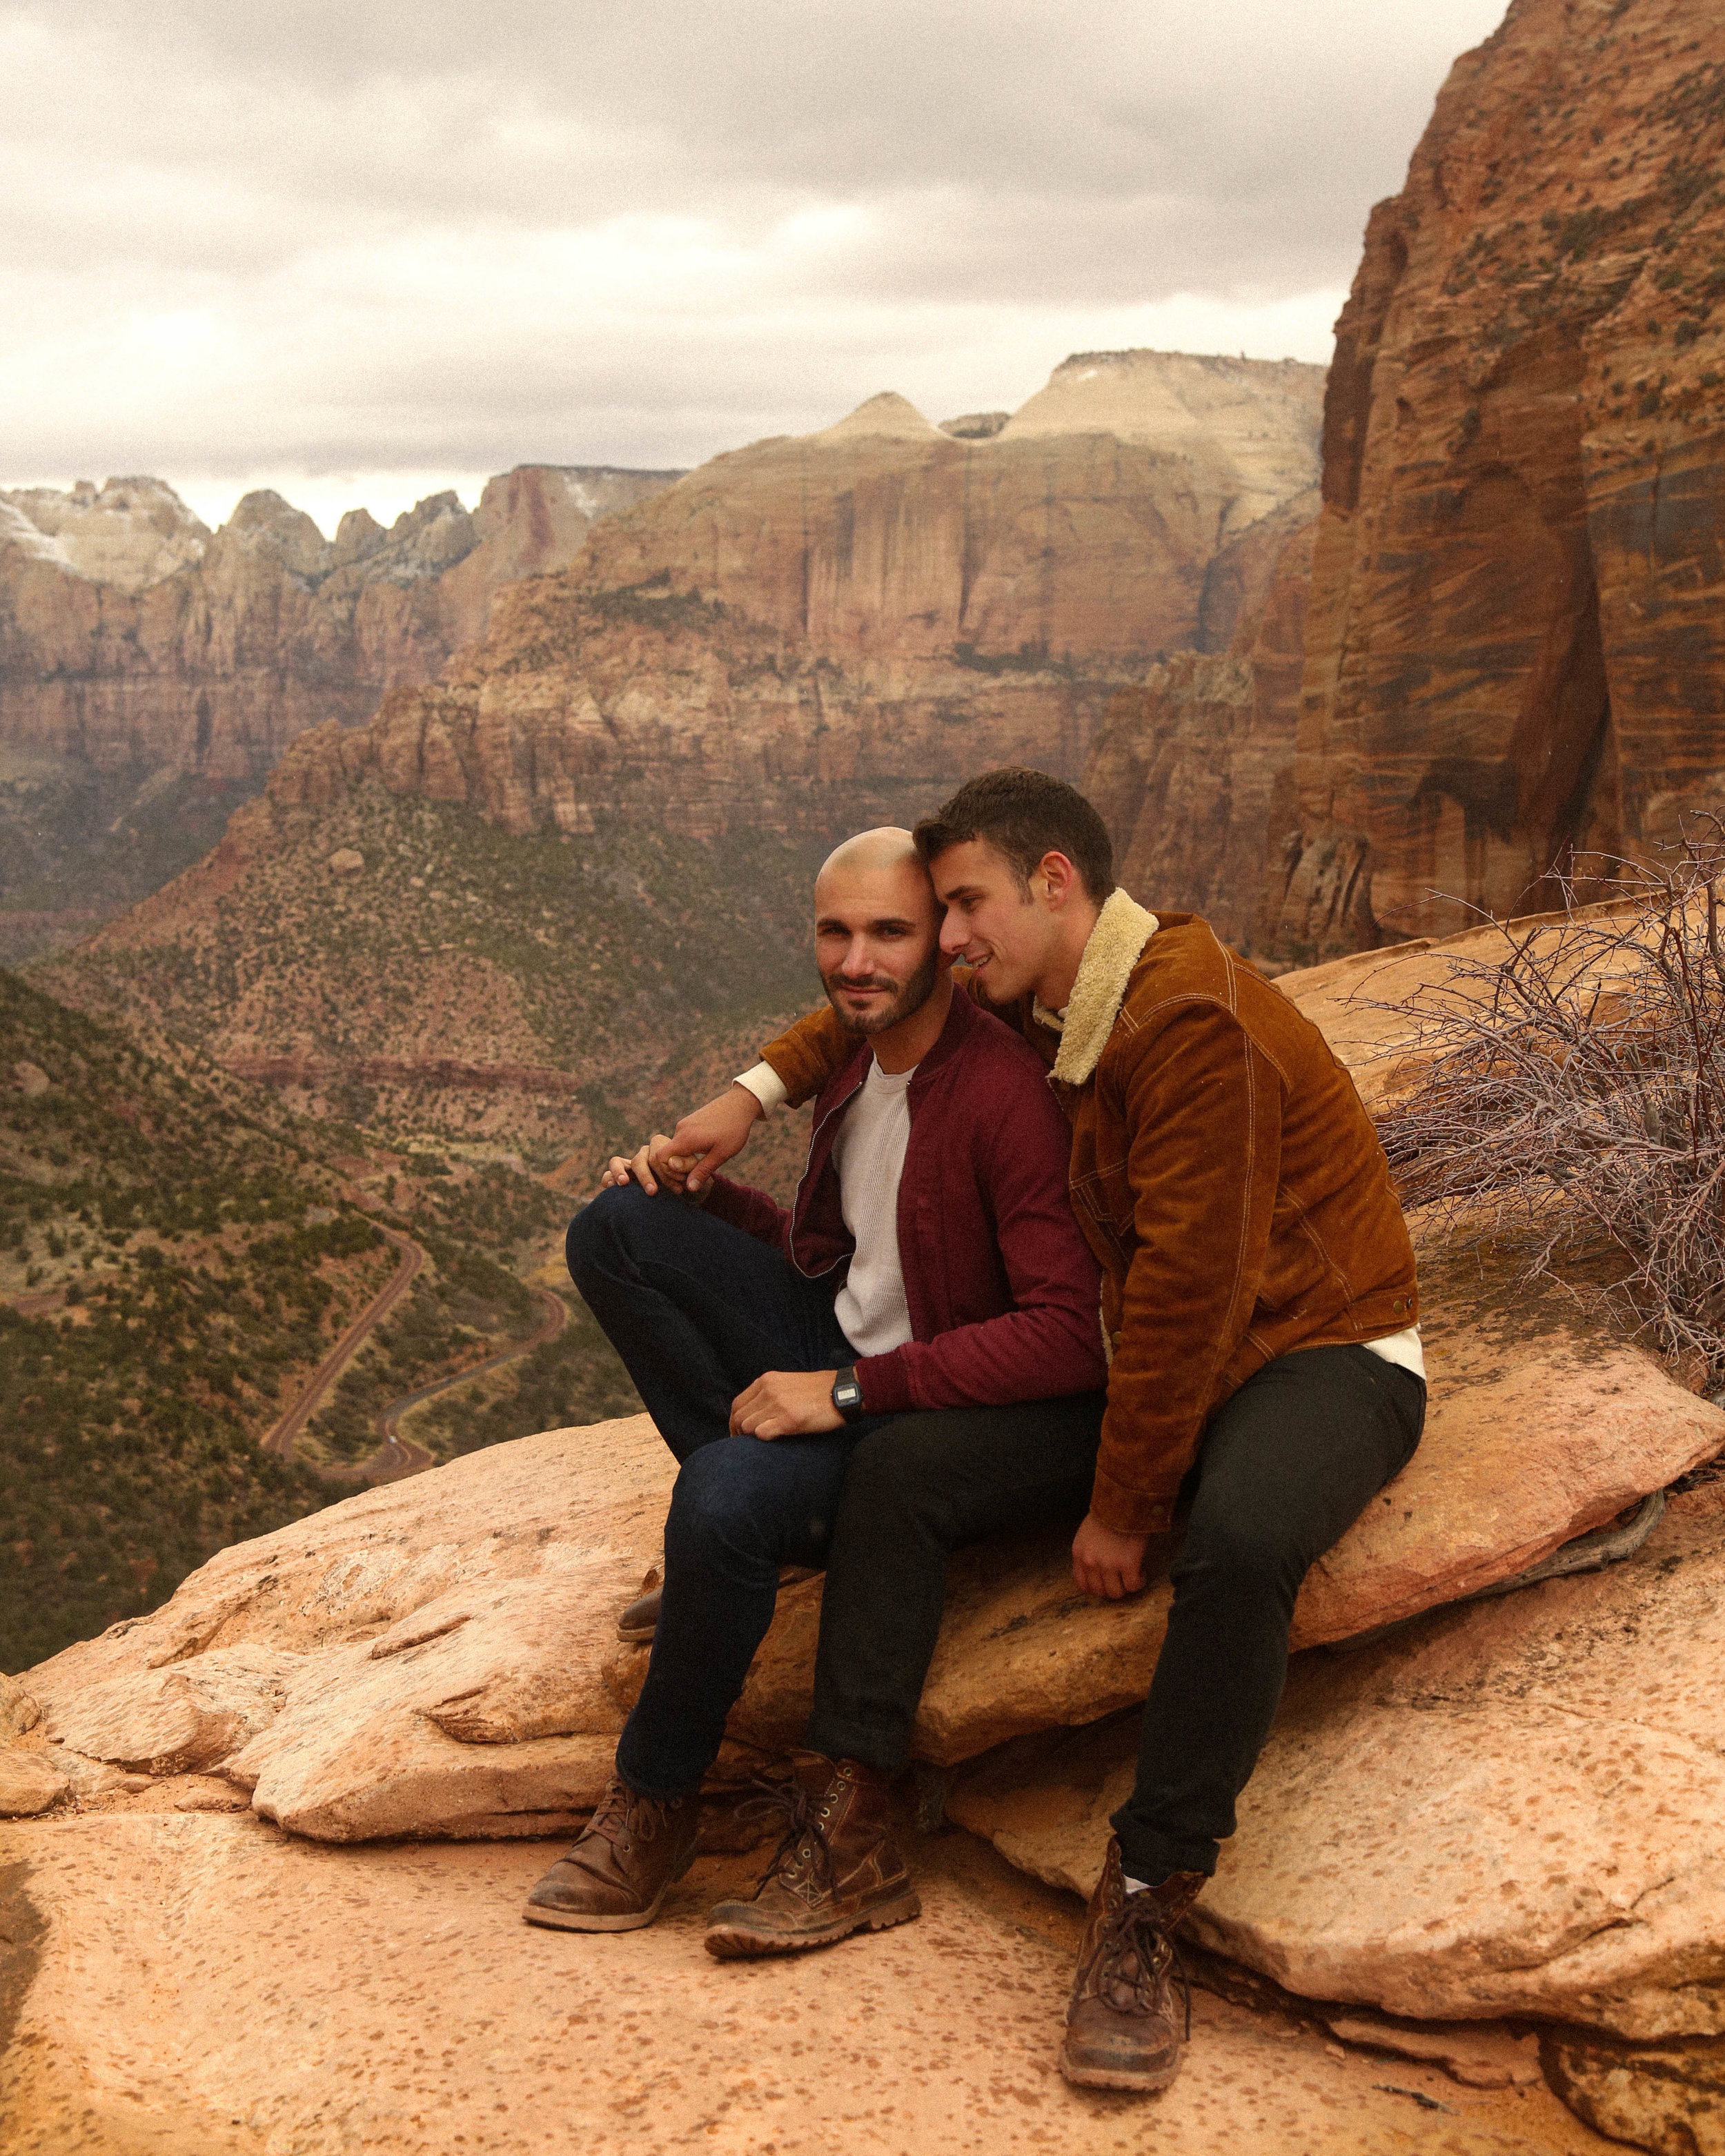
[0,1810,1607,2155]
[950,1482,1725,2044]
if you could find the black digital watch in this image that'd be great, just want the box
[831,1365,865,1421]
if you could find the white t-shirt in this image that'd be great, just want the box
[829,1057,916,1358]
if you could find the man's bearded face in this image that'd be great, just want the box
[820,938,940,1035]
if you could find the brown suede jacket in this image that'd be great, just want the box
[760,892,1420,1535]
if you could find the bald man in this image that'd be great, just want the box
[525,829,1107,1952]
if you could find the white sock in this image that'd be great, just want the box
[1123,1874,1154,1895]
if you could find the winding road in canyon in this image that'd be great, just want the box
[260,1231,568,1484]
[260,1226,424,1466]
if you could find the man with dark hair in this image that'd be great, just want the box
[658,768,1423,2094]
[524,827,1107,1955]
[913,763,1116,905]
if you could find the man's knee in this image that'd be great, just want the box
[843,1421,934,1512]
[565,1181,659,1285]
[666,1442,785,1569]
[1179,1505,1307,1604]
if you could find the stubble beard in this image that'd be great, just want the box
[823,944,940,1037]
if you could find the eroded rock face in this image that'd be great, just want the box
[1274,0,1725,960]
[0,1749,66,1819]
[1083,511,1316,953]
[951,1481,1725,2043]
[350,355,1324,844]
[1541,2026,1725,2156]
[0,465,680,789]
[18,1415,672,1843]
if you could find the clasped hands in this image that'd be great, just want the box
[597,1083,762,1200]
[595,1083,1155,1594]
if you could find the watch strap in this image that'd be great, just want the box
[831,1364,865,1421]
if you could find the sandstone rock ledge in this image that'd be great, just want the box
[4,1371,1719,2150]
[0,1821,1605,2156]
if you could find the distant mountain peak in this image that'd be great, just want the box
[810,391,942,444]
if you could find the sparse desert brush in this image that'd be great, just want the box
[1379,820,1725,1380]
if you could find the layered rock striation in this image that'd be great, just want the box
[1082,509,1315,953]
[1269,0,1725,960]
[364,353,1325,842]
[0,465,681,785]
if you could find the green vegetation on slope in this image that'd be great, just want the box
[41,787,828,1171]
[0,969,362,1667]
[0,967,648,1670]
[406,1288,643,1460]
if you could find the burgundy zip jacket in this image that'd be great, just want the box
[702,987,1107,1414]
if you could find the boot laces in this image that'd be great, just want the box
[585,1779,667,1859]
[739,1773,835,1890]
[1091,1895,1193,2041]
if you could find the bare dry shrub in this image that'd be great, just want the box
[1377,822,1725,1377]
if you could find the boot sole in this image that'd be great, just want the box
[704,1886,921,1960]
[1058,2052,1183,2095]
[522,1848,694,1934]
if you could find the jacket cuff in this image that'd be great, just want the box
[733,1062,787,1118]
[853,1350,915,1416]
[1087,1462,1176,1538]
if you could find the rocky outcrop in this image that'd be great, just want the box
[0,477,210,593]
[576,353,1321,669]
[0,1812,1596,2155]
[14,1205,1717,1840]
[949,1475,1725,2048]
[1271,0,1725,960]
[0,465,680,788]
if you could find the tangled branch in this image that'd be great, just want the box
[1374,820,1725,1377]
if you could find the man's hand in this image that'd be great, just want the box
[656,1084,763,1195]
[1072,1512,1151,1600]
[730,1369,843,1440]
[598,1135,700,1198]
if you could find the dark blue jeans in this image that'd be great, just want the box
[566,1182,877,1798]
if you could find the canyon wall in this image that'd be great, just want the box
[1268,0,1725,959]
[1082,509,1315,956]
[367,352,1325,842]
[0,465,678,960]
[0,464,681,782]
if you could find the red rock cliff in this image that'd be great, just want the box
[1271,0,1725,960]
[0,465,680,784]
[366,353,1325,840]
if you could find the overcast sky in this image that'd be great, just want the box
[1,0,1508,537]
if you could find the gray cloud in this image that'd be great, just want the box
[1,0,1507,524]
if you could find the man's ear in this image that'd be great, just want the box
[1036,851,1079,909]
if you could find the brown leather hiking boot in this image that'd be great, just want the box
[522,1775,698,1933]
[703,1751,919,1958]
[1060,1837,1205,2093]
[615,1565,663,1645]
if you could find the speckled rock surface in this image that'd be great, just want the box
[1541,2026,1725,2156]
[0,1810,1607,2155]
[0,1750,68,1820]
[951,1483,1725,2041]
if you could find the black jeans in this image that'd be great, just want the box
[566,1182,878,1799]
[807,1342,1424,1881]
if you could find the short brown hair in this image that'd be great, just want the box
[914,767,1114,903]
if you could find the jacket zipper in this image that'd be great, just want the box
[787,1061,869,1283]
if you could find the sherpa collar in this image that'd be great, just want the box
[1047,888,1159,1087]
